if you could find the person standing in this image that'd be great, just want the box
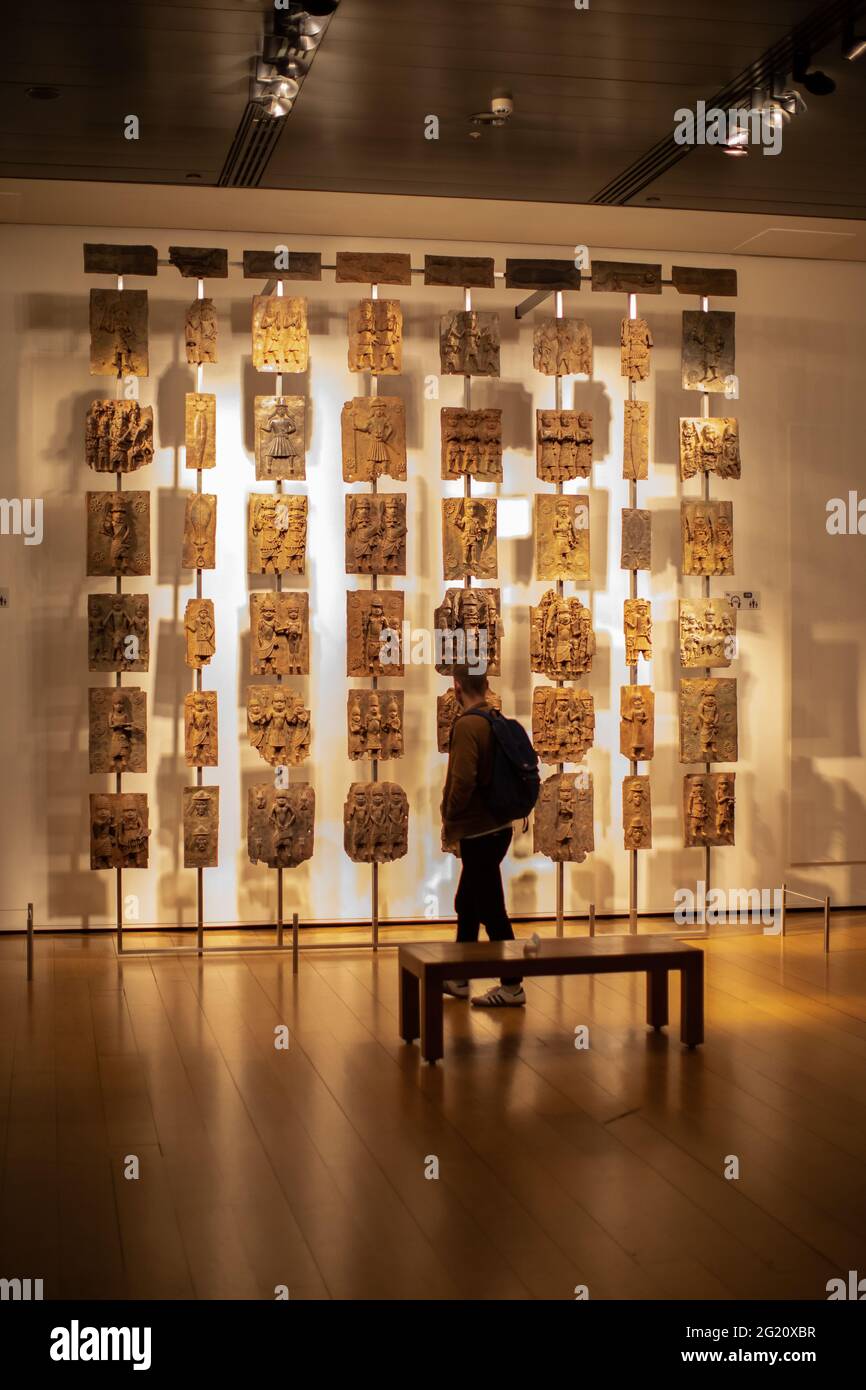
[440,665,525,1007]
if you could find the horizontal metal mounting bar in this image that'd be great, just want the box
[514,288,552,319]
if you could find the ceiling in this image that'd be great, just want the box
[1,0,865,219]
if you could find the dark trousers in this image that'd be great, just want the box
[455,827,521,986]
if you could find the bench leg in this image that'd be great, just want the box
[680,956,704,1048]
[399,967,420,1043]
[646,968,669,1030]
[420,977,444,1064]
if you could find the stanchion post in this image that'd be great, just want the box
[588,901,596,937]
[26,901,33,982]
[823,895,830,955]
[292,910,299,974]
[780,880,786,938]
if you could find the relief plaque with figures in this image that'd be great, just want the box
[248,494,306,575]
[434,588,501,676]
[251,294,308,373]
[247,687,311,767]
[248,785,315,869]
[624,598,653,666]
[250,592,309,676]
[347,591,404,678]
[182,493,216,569]
[90,793,150,870]
[343,783,409,863]
[530,591,595,679]
[679,598,736,669]
[621,508,651,571]
[86,491,150,577]
[620,317,653,382]
[681,501,734,576]
[345,494,406,575]
[533,772,594,863]
[679,677,738,764]
[348,299,402,374]
[679,417,740,479]
[441,408,502,480]
[532,318,592,376]
[86,400,153,474]
[682,310,735,392]
[183,787,219,869]
[89,289,148,377]
[348,690,404,761]
[536,494,589,582]
[254,396,305,481]
[341,397,406,482]
[623,401,649,480]
[620,685,654,761]
[532,687,594,764]
[442,497,497,580]
[623,776,652,850]
[185,393,216,470]
[536,410,592,481]
[184,690,218,768]
[88,595,149,672]
[184,598,215,669]
[88,687,147,774]
[185,297,217,365]
[436,688,501,753]
[439,311,500,376]
[683,772,735,846]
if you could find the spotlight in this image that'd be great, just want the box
[844,35,866,60]
[266,91,294,118]
[792,50,836,95]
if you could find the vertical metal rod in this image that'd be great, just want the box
[277,868,284,943]
[292,910,299,973]
[116,866,123,954]
[780,880,786,937]
[628,291,639,934]
[26,901,33,982]
[552,289,566,936]
[823,896,830,954]
[588,901,596,937]
[196,868,203,954]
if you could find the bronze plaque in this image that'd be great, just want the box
[183,786,220,868]
[336,251,412,285]
[672,266,737,298]
[251,294,309,372]
[591,260,661,294]
[168,246,227,278]
[623,401,649,481]
[86,491,150,576]
[424,255,494,288]
[344,783,409,863]
[90,289,148,377]
[341,397,406,482]
[533,771,594,862]
[88,687,147,774]
[345,494,406,575]
[530,592,595,679]
[248,494,307,575]
[348,690,404,761]
[254,396,305,481]
[624,599,653,667]
[620,685,654,761]
[90,793,150,869]
[182,493,217,570]
[679,597,736,669]
[620,317,653,382]
[505,258,581,290]
[86,400,153,474]
[248,785,315,867]
[441,408,502,480]
[621,508,651,571]
[347,591,404,678]
[185,393,216,470]
[682,310,735,392]
[88,595,149,672]
[84,243,157,276]
[250,591,309,676]
[247,686,311,767]
[679,417,740,479]
[434,588,501,676]
[679,677,738,764]
[443,497,497,580]
[683,772,735,846]
[184,690,218,767]
[623,776,652,849]
[532,687,594,764]
[536,494,590,581]
[184,598,215,669]
[348,299,402,374]
[681,501,734,576]
[536,409,592,481]
[533,317,591,376]
[440,311,499,376]
[185,298,217,365]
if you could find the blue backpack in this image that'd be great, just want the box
[460,708,540,824]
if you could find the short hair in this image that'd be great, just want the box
[453,664,489,697]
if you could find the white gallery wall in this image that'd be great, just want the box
[1,219,864,931]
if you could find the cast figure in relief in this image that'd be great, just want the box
[434,587,501,675]
[185,393,215,470]
[86,491,150,577]
[247,687,310,766]
[532,318,592,376]
[252,295,308,372]
[347,690,404,761]
[346,591,404,677]
[185,297,217,365]
[439,311,500,376]
[441,408,503,480]
[88,687,147,774]
[683,772,735,846]
[679,598,736,668]
[623,776,652,850]
[624,599,653,666]
[343,783,409,863]
[341,397,406,482]
[183,598,215,669]
[182,493,216,569]
[681,501,734,576]
[681,310,735,392]
[184,691,218,767]
[536,495,589,581]
[183,787,219,869]
[623,401,649,480]
[250,593,309,676]
[620,317,653,381]
[679,417,741,479]
[254,397,305,481]
[88,594,149,671]
[90,793,150,869]
[679,678,738,764]
[249,494,306,575]
[90,289,148,377]
[348,299,402,374]
[531,687,595,763]
[536,410,593,481]
[442,497,497,580]
[533,772,594,862]
[86,400,153,473]
[530,591,595,679]
[247,785,315,868]
[620,685,654,761]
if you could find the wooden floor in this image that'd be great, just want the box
[1,913,865,1301]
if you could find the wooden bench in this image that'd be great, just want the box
[398,936,704,1063]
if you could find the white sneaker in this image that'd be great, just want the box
[471,983,526,1008]
[442,979,470,999]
